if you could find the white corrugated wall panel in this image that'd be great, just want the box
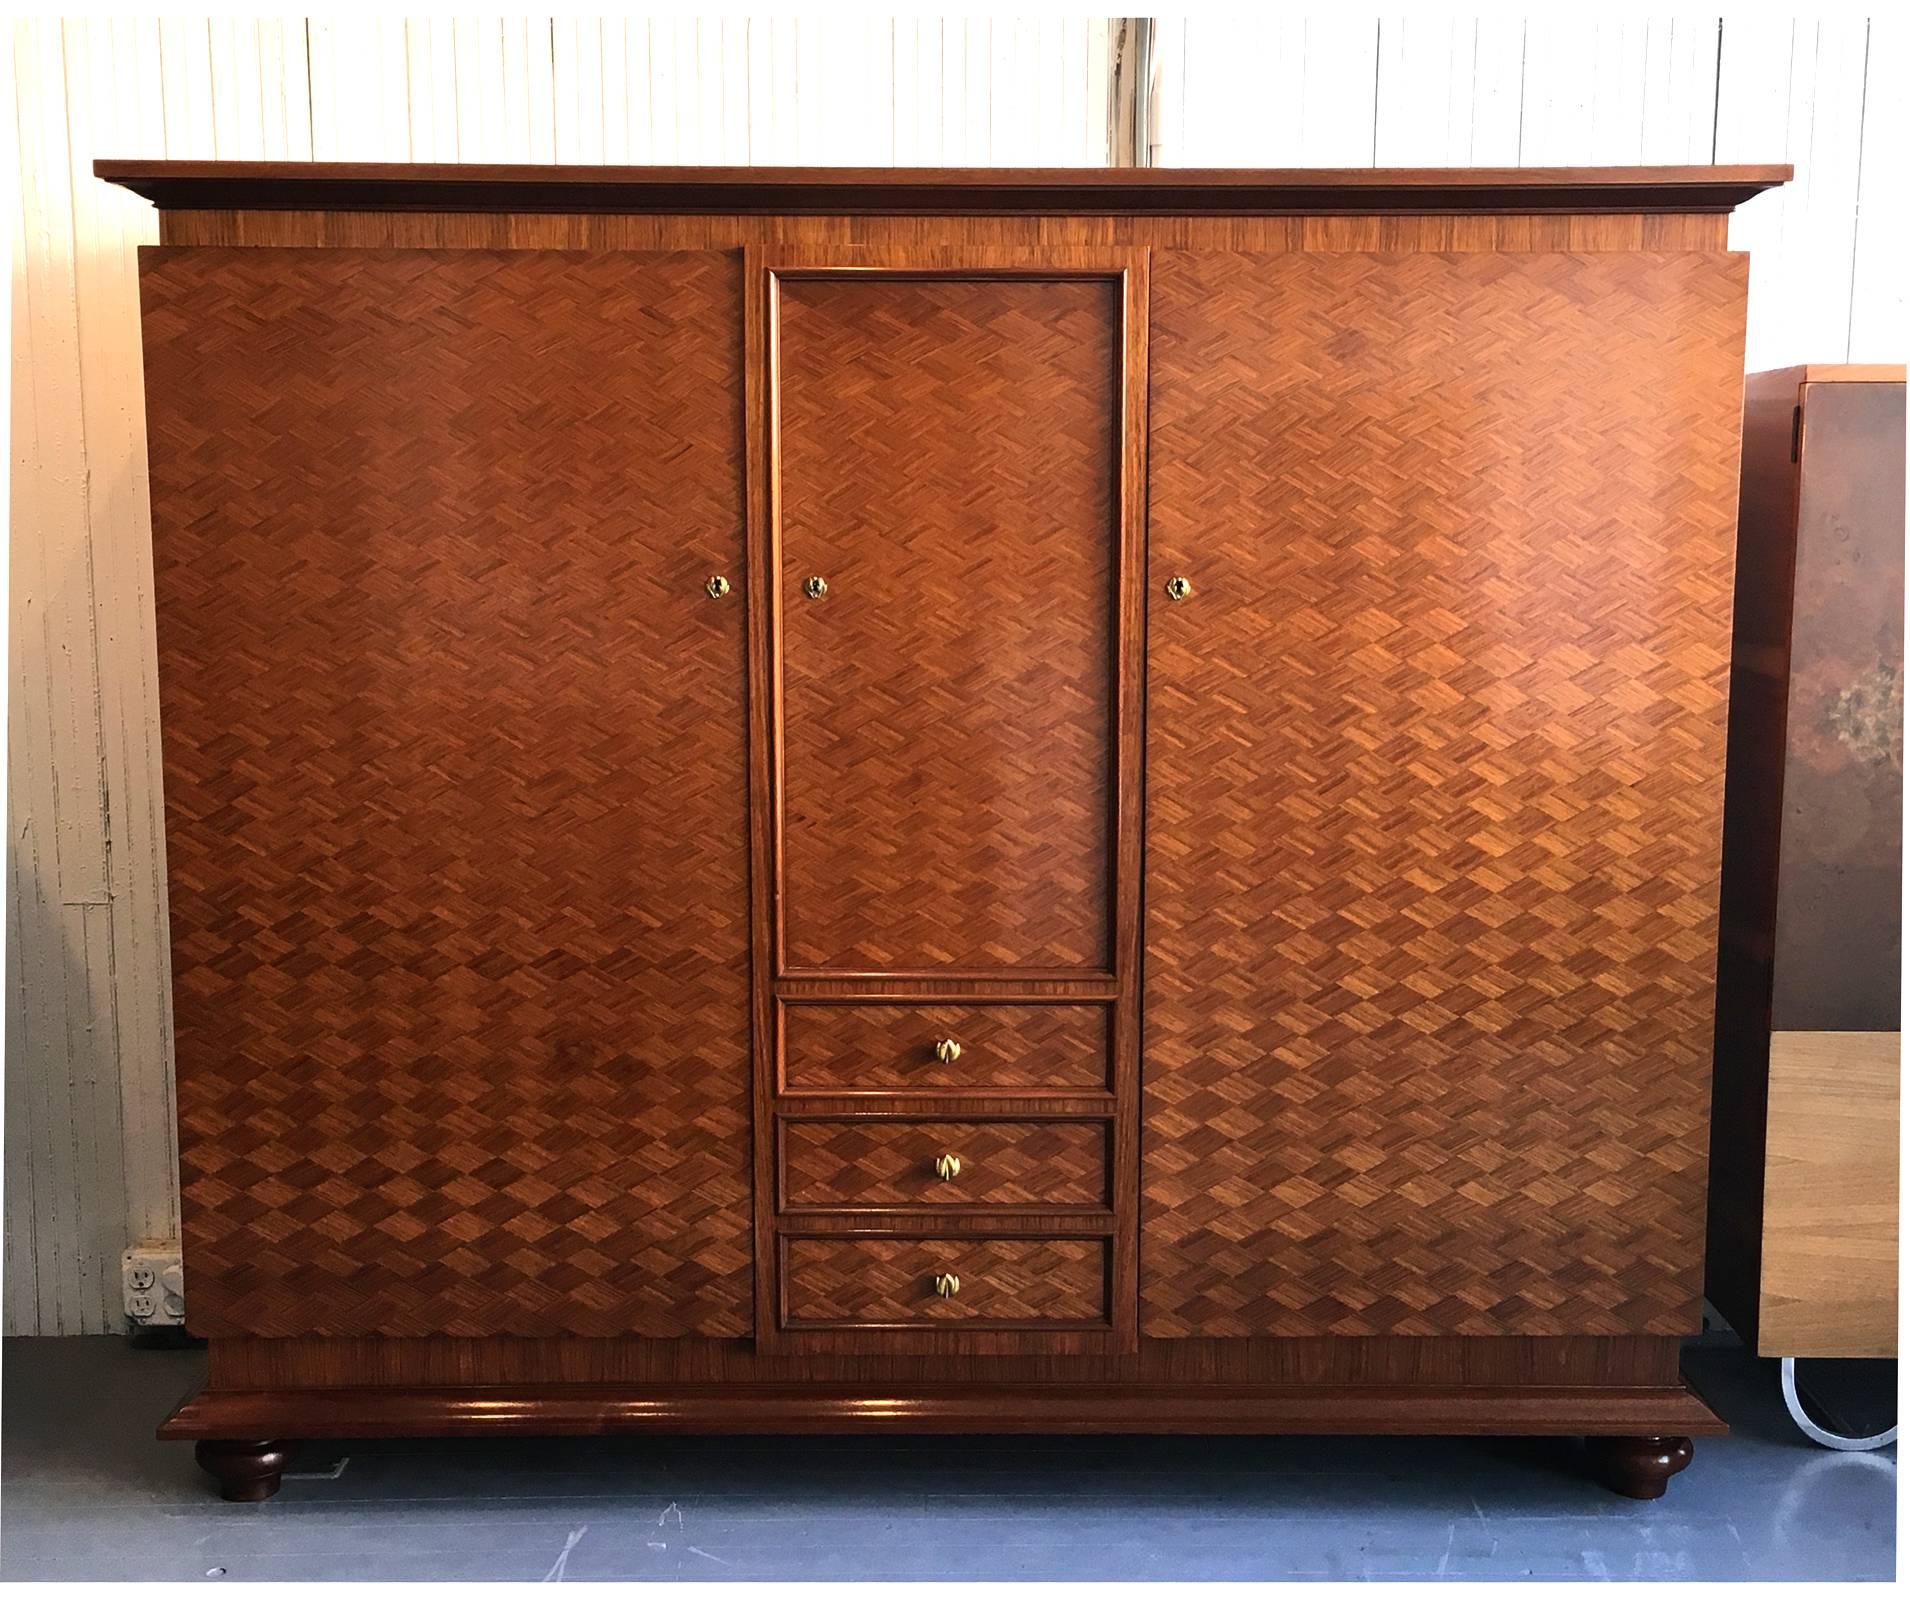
[1157,15,1894,368]
[1848,16,1906,362]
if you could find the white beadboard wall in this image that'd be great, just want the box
[1153,15,1905,367]
[4,16,1904,1335]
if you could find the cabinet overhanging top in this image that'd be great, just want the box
[95,161,1790,217]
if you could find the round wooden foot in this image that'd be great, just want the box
[1585,1434,1694,1500]
[195,1438,290,1502]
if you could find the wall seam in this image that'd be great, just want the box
[58,16,129,1334]
[1842,20,1872,362]
[1709,17,1723,163]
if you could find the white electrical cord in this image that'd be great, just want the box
[1780,1357,1898,1452]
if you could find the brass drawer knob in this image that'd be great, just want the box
[932,1272,961,1299]
[1165,575,1193,602]
[933,1152,962,1182]
[802,575,829,600]
[932,1038,962,1064]
[704,575,731,599]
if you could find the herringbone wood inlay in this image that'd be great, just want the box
[1142,250,1747,1339]
[781,1120,1110,1208]
[776,277,1117,971]
[781,1004,1111,1090]
[141,247,754,1339]
[783,1237,1109,1325]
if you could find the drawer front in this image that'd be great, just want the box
[783,1236,1109,1327]
[783,1004,1109,1090]
[782,1119,1110,1210]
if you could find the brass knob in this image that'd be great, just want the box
[802,575,829,600]
[932,1272,961,1299]
[705,575,731,599]
[933,1153,962,1182]
[1165,575,1193,602]
[933,1038,961,1064]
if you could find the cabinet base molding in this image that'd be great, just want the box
[164,1381,1722,1443]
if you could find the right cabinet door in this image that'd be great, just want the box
[1143,249,1748,1339]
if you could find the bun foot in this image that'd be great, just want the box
[195,1438,289,1502]
[1586,1434,1695,1500]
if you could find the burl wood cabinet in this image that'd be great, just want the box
[102,160,1787,1504]
[1708,366,1904,1379]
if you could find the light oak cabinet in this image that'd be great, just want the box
[106,160,1786,1504]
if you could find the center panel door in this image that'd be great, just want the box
[774,273,1118,975]
[759,252,1144,1355]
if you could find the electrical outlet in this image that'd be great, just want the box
[122,1243,185,1327]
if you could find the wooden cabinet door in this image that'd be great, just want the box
[141,248,752,1339]
[1143,250,1748,1338]
[772,267,1122,975]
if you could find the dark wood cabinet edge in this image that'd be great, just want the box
[95,160,1790,216]
[160,1380,1726,1439]
[1703,366,1810,1351]
[1750,363,1906,388]
[743,239,782,1354]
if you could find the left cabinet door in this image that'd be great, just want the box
[141,248,753,1339]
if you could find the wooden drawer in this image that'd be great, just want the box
[781,1119,1110,1210]
[782,1236,1110,1327]
[782,1004,1109,1091]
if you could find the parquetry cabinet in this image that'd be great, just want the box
[101,160,1788,1503]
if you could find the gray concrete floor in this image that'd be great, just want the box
[0,1334,1894,1582]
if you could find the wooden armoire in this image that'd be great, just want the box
[102,160,1787,1503]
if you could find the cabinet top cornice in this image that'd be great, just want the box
[95,161,1789,217]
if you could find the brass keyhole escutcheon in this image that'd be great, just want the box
[933,1153,962,1182]
[932,1272,961,1299]
[933,1038,962,1064]
[802,575,829,600]
[704,575,731,599]
[1165,575,1193,602]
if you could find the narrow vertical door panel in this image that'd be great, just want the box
[1143,250,1748,1338]
[141,248,753,1338]
[774,275,1118,973]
